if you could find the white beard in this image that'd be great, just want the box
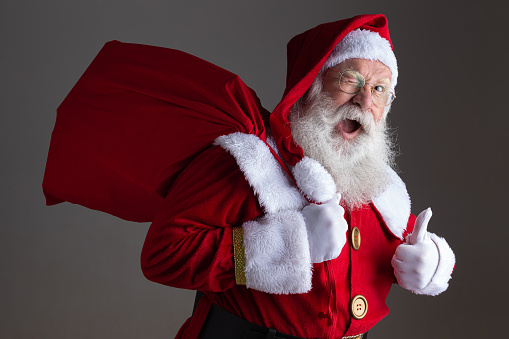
[290,91,396,209]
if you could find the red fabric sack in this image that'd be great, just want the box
[43,41,269,222]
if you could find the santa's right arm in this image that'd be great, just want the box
[141,146,259,292]
[141,143,346,295]
[141,145,314,294]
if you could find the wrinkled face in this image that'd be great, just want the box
[321,58,392,140]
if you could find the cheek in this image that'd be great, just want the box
[322,80,351,106]
[334,95,352,107]
[325,90,352,107]
[373,107,385,123]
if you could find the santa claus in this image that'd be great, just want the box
[43,13,455,339]
[140,14,455,339]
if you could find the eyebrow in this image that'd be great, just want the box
[376,78,391,85]
[337,68,392,86]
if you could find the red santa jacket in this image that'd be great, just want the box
[141,132,455,339]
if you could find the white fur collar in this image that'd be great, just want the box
[215,132,411,239]
[371,168,411,239]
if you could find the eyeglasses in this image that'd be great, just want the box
[329,68,396,107]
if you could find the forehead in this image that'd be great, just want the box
[333,58,392,82]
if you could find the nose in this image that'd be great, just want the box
[352,86,373,112]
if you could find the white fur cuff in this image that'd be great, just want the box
[242,210,312,294]
[412,232,456,296]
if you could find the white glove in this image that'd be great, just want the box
[392,208,440,291]
[301,193,348,263]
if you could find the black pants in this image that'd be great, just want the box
[195,292,368,339]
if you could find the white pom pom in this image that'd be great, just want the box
[292,157,336,203]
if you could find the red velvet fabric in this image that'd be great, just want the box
[43,40,268,222]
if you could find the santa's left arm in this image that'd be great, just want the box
[391,208,455,295]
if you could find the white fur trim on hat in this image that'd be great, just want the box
[320,29,398,88]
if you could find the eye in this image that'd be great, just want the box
[341,71,363,84]
[342,79,360,86]
[373,85,386,93]
[352,73,365,87]
[339,70,364,94]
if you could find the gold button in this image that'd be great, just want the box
[351,227,361,251]
[350,295,368,320]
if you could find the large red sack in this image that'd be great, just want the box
[43,41,269,222]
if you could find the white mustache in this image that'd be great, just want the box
[321,103,378,135]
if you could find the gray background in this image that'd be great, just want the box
[2,0,508,338]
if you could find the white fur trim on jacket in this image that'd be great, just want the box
[242,210,312,294]
[372,168,411,240]
[411,232,456,296]
[214,132,307,214]
[320,29,398,88]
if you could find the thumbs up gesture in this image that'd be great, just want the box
[301,193,348,263]
[392,208,440,291]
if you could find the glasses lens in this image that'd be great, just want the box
[371,85,396,107]
[386,92,395,106]
[338,69,395,106]
[339,70,363,94]
[371,85,389,107]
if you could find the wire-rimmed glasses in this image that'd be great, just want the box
[329,68,396,107]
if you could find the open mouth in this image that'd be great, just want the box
[337,119,362,140]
